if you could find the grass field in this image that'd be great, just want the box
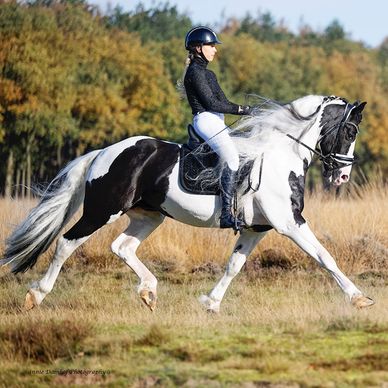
[0,181,387,387]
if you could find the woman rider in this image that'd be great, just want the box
[183,26,253,231]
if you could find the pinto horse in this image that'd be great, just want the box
[1,95,375,312]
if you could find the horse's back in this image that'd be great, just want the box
[84,136,181,216]
[87,136,153,182]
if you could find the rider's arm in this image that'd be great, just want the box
[191,68,251,115]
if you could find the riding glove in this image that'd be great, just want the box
[238,105,253,115]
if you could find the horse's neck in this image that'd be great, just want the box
[290,115,322,166]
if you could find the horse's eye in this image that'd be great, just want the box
[345,127,357,142]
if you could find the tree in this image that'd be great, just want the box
[236,11,293,43]
[0,1,184,196]
[104,2,192,43]
[324,19,346,41]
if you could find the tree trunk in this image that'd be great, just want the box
[5,149,14,198]
[57,143,62,168]
[15,168,21,199]
[21,166,26,198]
[26,142,31,199]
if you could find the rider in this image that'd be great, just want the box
[184,26,253,231]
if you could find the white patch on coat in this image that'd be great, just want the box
[107,211,123,224]
[337,140,356,181]
[161,162,221,227]
[87,136,150,182]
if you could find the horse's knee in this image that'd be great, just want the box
[226,254,246,277]
[273,221,298,236]
[111,239,121,257]
[111,236,138,258]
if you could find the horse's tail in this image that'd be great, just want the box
[1,149,101,274]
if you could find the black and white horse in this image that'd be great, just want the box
[1,95,374,312]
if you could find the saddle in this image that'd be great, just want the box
[179,125,253,195]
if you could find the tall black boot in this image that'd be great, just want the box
[219,166,243,231]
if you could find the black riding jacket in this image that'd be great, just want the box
[184,56,240,115]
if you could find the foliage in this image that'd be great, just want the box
[0,1,184,193]
[0,1,387,196]
[104,2,192,43]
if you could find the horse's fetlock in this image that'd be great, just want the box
[138,278,157,292]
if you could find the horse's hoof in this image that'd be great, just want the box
[198,294,220,314]
[351,295,375,309]
[139,289,157,311]
[24,290,38,311]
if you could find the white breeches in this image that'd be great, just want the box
[193,112,239,171]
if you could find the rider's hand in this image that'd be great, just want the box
[238,105,253,115]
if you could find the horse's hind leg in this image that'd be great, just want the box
[24,216,105,310]
[111,209,165,311]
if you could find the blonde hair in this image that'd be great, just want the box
[176,52,194,98]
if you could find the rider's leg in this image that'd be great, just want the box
[193,112,242,230]
[219,165,242,230]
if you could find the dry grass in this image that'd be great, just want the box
[0,269,387,386]
[0,319,92,363]
[0,182,387,386]
[0,179,386,274]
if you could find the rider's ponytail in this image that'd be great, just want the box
[176,52,194,98]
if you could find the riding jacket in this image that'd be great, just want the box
[184,56,241,115]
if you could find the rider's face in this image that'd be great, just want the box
[200,44,217,62]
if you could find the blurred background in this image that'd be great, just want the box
[0,0,387,198]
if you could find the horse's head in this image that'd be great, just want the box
[318,97,366,186]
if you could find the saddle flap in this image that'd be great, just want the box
[179,145,220,195]
[187,124,205,151]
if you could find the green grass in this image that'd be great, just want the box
[0,267,387,387]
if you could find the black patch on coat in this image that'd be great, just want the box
[64,139,179,240]
[250,224,273,233]
[288,159,308,226]
[320,100,348,133]
[234,244,243,253]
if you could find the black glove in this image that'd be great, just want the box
[238,105,253,115]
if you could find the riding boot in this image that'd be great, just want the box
[219,166,243,231]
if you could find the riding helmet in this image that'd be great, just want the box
[185,26,222,50]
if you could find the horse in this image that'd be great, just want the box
[1,94,375,312]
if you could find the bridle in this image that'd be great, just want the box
[287,101,360,172]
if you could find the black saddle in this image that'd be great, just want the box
[179,125,253,195]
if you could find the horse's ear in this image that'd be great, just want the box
[353,101,367,113]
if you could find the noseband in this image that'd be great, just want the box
[287,102,359,172]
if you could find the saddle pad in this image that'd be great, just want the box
[179,145,255,196]
[179,144,220,195]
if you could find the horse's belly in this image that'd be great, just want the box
[161,165,220,227]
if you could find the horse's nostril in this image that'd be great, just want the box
[341,174,349,181]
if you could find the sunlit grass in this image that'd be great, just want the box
[0,268,387,387]
[0,182,387,386]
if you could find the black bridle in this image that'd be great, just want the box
[287,102,359,172]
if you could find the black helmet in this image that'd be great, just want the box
[185,26,222,50]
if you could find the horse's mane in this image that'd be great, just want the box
[190,95,326,197]
[231,95,324,158]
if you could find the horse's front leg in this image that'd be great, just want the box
[199,230,266,313]
[274,221,374,308]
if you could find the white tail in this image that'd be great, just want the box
[1,150,101,273]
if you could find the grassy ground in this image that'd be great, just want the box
[0,268,387,387]
[0,181,387,387]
